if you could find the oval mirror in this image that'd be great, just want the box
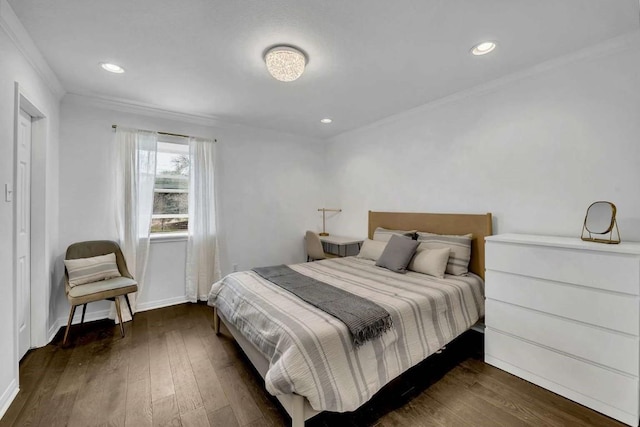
[585,202,615,234]
[581,201,620,244]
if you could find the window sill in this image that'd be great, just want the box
[150,232,188,243]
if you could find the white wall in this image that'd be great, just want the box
[0,1,61,416]
[56,96,325,326]
[324,35,640,241]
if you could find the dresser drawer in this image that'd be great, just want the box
[485,329,639,422]
[486,241,640,295]
[485,270,638,336]
[486,299,638,375]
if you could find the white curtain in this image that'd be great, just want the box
[113,128,158,322]
[186,137,221,302]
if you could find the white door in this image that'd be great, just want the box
[17,109,32,359]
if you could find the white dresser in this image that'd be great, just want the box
[484,234,640,426]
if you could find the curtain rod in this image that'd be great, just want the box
[111,125,217,142]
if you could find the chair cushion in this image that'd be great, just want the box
[68,276,137,299]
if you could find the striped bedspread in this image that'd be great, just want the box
[208,257,484,412]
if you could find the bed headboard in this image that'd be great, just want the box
[368,211,493,279]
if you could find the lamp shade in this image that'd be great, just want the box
[264,46,306,82]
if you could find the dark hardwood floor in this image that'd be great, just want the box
[1,303,625,427]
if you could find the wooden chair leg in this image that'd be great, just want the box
[63,305,77,346]
[80,304,87,325]
[124,294,134,319]
[114,297,125,338]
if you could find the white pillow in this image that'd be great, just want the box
[408,246,451,278]
[372,227,416,242]
[64,252,121,287]
[357,239,388,261]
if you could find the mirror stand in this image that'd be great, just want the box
[581,218,621,244]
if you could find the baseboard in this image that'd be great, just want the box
[48,321,61,343]
[0,378,19,420]
[136,296,189,312]
[50,295,190,342]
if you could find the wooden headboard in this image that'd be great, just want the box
[368,211,493,279]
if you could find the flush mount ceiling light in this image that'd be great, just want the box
[264,46,307,82]
[320,118,332,124]
[100,62,125,73]
[471,41,496,56]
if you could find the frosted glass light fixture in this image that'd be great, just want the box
[471,41,496,56]
[264,46,306,82]
[320,118,332,124]
[100,62,125,73]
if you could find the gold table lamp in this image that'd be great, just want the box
[318,208,342,236]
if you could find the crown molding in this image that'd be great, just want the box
[332,31,640,140]
[63,91,227,128]
[0,0,65,99]
[63,92,324,143]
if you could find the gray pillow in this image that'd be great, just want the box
[375,234,419,273]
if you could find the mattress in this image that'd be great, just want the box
[207,256,484,412]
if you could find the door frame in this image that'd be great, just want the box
[13,82,48,363]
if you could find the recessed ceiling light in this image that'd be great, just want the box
[100,62,125,73]
[264,46,307,82]
[471,41,496,56]
[320,118,332,124]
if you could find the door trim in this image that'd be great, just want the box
[13,83,48,362]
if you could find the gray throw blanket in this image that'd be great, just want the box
[253,265,393,347]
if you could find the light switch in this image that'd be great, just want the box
[5,183,12,202]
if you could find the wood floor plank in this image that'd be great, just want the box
[461,358,625,427]
[166,330,204,414]
[180,407,211,427]
[125,377,153,427]
[242,417,272,427]
[409,392,473,427]
[11,346,74,426]
[199,332,233,370]
[189,356,229,415]
[131,313,150,347]
[429,373,530,427]
[36,390,78,427]
[0,345,57,425]
[450,365,552,426]
[152,394,182,427]
[53,343,91,396]
[149,334,175,403]
[452,370,539,426]
[182,323,210,364]
[453,362,590,427]
[425,376,504,427]
[99,364,129,426]
[230,355,288,427]
[216,365,263,426]
[128,339,151,384]
[206,406,239,427]
[67,370,108,427]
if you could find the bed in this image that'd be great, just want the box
[208,211,493,426]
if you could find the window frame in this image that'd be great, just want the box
[150,138,190,239]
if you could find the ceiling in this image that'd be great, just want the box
[8,0,639,138]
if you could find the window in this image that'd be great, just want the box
[151,141,189,233]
